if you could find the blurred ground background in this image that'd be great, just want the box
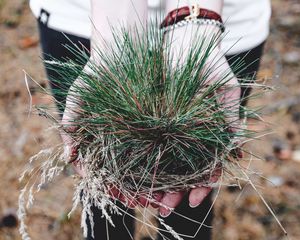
[0,0,299,239]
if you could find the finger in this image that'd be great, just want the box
[189,187,212,208]
[109,187,138,209]
[108,186,121,199]
[126,194,138,209]
[115,192,127,206]
[138,191,164,208]
[159,191,185,218]
[209,167,222,183]
[119,193,138,209]
[150,191,164,208]
[138,195,150,208]
[150,203,159,208]
[152,191,164,202]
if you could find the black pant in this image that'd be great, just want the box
[226,45,265,107]
[38,21,264,240]
[38,21,90,113]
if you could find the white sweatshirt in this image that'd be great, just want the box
[30,0,271,55]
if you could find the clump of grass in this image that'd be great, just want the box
[18,21,263,239]
[51,23,250,191]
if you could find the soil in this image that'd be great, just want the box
[0,0,299,239]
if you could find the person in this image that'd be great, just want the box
[30,0,271,239]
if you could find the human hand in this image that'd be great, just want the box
[60,71,163,209]
[157,24,242,217]
[60,81,84,175]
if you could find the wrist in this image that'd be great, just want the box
[164,24,221,68]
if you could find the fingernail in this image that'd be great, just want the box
[159,209,171,218]
[189,202,200,208]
